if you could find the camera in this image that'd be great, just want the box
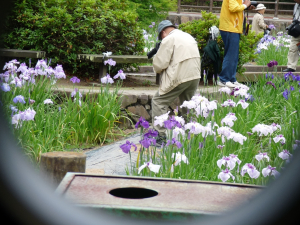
[245,1,258,10]
[147,42,161,59]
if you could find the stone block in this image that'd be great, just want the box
[145,104,151,110]
[116,111,133,129]
[127,105,150,122]
[138,66,154,73]
[148,94,154,101]
[139,94,149,105]
[120,95,137,108]
[181,16,190,24]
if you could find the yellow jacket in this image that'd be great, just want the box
[219,0,246,34]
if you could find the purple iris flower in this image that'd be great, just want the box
[29,99,35,104]
[284,72,293,81]
[166,138,182,149]
[164,116,182,129]
[283,89,290,100]
[265,73,274,79]
[267,60,278,68]
[120,140,137,154]
[187,132,191,140]
[268,24,276,30]
[135,117,149,129]
[290,86,295,91]
[70,76,80,84]
[199,142,204,149]
[267,62,274,68]
[294,75,300,81]
[149,25,153,28]
[1,83,10,92]
[13,95,26,104]
[20,108,36,121]
[10,105,18,113]
[104,59,116,66]
[139,137,156,148]
[245,94,255,102]
[144,129,158,138]
[266,81,276,89]
[217,145,225,150]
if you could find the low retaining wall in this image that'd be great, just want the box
[167,12,291,31]
[54,89,181,130]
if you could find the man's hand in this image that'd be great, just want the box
[244,0,251,7]
[248,5,256,10]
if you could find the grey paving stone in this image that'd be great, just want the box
[85,134,142,175]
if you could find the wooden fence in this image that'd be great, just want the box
[177,0,294,18]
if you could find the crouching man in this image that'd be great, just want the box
[152,20,201,144]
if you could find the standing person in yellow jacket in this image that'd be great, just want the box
[217,0,254,88]
[151,20,201,144]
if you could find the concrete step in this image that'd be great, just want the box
[236,71,290,82]
[242,65,300,72]
[125,65,299,83]
[130,65,300,74]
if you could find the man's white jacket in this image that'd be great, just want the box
[153,29,201,95]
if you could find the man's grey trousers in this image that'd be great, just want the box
[152,78,200,135]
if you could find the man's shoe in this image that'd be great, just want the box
[282,68,295,72]
[231,81,242,86]
[217,81,226,87]
[217,81,237,88]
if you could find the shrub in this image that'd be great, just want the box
[179,11,263,77]
[2,0,144,77]
[129,0,177,28]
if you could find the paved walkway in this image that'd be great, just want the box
[85,133,142,175]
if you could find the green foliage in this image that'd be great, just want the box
[2,0,144,76]
[129,0,177,27]
[126,71,300,185]
[255,32,291,66]
[238,29,264,74]
[0,60,122,163]
[179,11,263,76]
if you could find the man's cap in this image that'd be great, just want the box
[157,20,176,40]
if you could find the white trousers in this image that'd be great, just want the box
[287,35,300,70]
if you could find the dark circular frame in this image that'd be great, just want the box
[0,1,300,225]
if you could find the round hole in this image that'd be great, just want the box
[109,187,158,199]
